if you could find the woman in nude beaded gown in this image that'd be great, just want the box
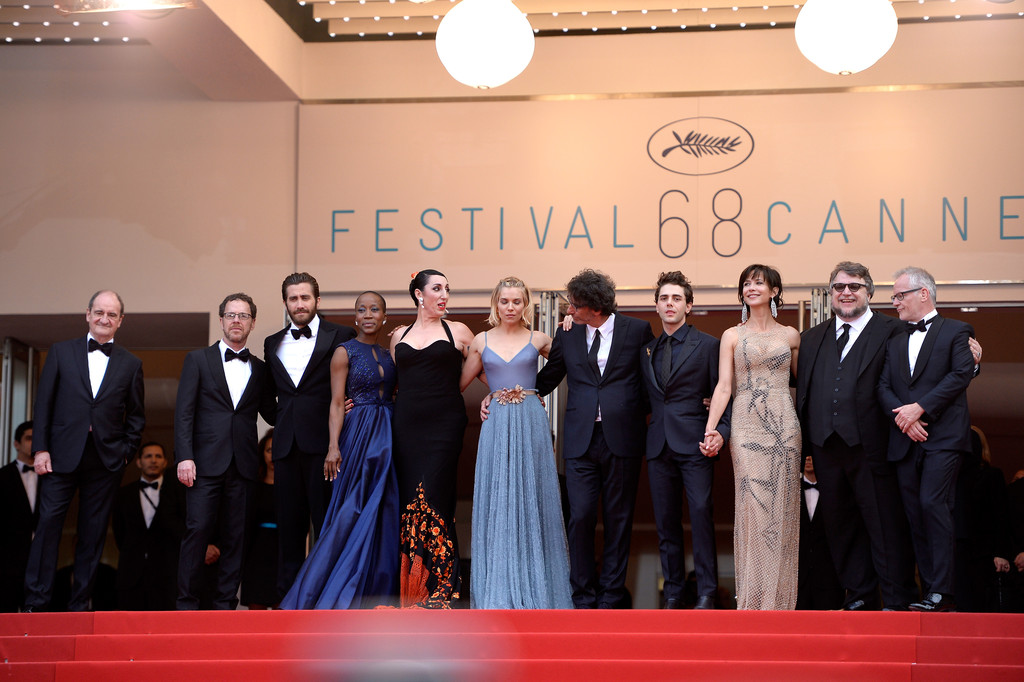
[705,264,802,610]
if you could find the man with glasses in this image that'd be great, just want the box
[796,262,925,611]
[536,269,654,609]
[24,291,145,612]
[175,293,274,609]
[878,266,976,612]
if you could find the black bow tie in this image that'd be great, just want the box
[139,480,158,490]
[904,318,932,334]
[291,326,312,340]
[21,463,33,474]
[225,348,250,363]
[801,479,817,491]
[88,339,113,356]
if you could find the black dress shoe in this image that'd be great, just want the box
[694,595,715,610]
[663,598,683,610]
[909,593,956,612]
[842,599,867,611]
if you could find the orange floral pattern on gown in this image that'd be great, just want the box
[398,483,459,609]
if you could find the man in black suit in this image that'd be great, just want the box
[536,268,654,609]
[640,271,729,610]
[24,290,145,612]
[879,266,976,613]
[1,421,36,612]
[263,272,354,598]
[111,441,185,610]
[796,455,844,610]
[175,292,273,609]
[796,262,919,611]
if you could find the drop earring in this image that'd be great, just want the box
[418,298,424,308]
[770,298,778,318]
[741,302,748,324]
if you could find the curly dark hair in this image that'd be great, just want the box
[219,293,256,319]
[829,261,875,298]
[654,271,693,304]
[566,269,617,316]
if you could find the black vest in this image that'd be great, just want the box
[807,322,866,447]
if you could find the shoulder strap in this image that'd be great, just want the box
[400,323,414,340]
[440,319,455,345]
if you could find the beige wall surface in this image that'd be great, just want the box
[0,47,299,341]
[297,86,1024,308]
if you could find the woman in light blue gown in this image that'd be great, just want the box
[461,276,572,609]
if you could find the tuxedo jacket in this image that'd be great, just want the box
[641,325,731,459]
[878,315,975,462]
[0,461,37,610]
[536,313,654,459]
[33,336,145,473]
[111,476,185,596]
[263,317,355,459]
[796,312,902,468]
[174,343,274,480]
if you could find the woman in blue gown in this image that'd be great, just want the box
[461,276,572,609]
[280,292,399,609]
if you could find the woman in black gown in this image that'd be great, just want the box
[390,269,474,608]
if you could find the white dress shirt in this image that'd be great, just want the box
[86,333,111,398]
[139,474,163,528]
[908,311,939,374]
[276,314,320,387]
[18,461,37,513]
[803,476,820,521]
[220,340,252,409]
[586,314,615,422]
[837,308,873,362]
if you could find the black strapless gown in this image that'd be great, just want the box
[393,319,467,608]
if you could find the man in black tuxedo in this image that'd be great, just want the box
[536,269,654,609]
[879,266,976,613]
[1,421,37,612]
[175,292,274,609]
[24,290,145,612]
[796,456,844,610]
[111,441,185,610]
[796,262,919,611]
[263,272,354,598]
[640,271,729,610]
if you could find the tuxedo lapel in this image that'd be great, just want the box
[897,331,913,385]
[601,318,628,384]
[236,359,262,409]
[203,344,232,406]
[641,338,661,398]
[912,315,944,380]
[856,314,889,379]
[95,346,125,399]
[73,336,93,397]
[670,325,700,380]
[296,319,333,388]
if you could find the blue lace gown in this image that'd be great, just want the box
[280,339,399,609]
[471,333,572,609]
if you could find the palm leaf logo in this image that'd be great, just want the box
[662,130,742,158]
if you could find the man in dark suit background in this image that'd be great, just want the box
[175,292,273,609]
[111,441,184,610]
[1,421,37,612]
[796,455,844,610]
[879,266,976,613]
[796,261,919,611]
[24,290,145,612]
[263,272,354,598]
[536,268,654,609]
[640,271,729,610]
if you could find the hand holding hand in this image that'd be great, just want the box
[994,556,1011,573]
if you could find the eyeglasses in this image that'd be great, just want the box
[831,282,867,293]
[222,312,253,321]
[890,288,923,303]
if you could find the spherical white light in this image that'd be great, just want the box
[795,0,898,75]
[435,0,535,89]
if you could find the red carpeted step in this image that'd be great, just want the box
[0,613,94,637]
[0,634,77,662]
[917,612,1024,638]
[916,635,1024,665]
[0,662,56,681]
[912,664,1024,681]
[70,630,918,663]
[49,658,916,682]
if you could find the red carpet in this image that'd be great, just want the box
[2,610,1022,681]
